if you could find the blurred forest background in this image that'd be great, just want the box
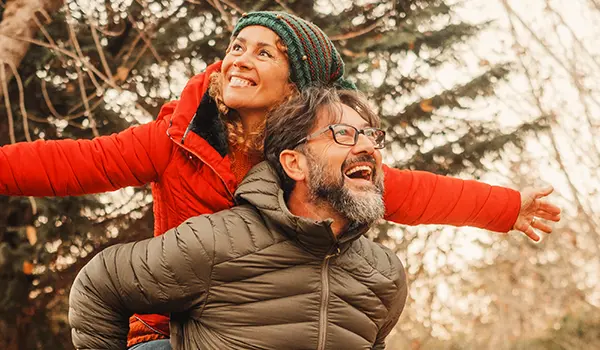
[0,0,599,349]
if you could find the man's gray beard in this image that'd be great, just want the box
[305,150,385,228]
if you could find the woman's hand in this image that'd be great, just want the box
[512,186,561,242]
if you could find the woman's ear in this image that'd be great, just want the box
[279,150,307,181]
[282,83,298,103]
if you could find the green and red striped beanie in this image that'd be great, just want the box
[232,11,356,91]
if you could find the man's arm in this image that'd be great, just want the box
[372,289,407,349]
[68,216,214,349]
[372,250,409,350]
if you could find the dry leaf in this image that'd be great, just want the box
[23,261,34,275]
[115,66,130,82]
[419,99,434,113]
[26,225,37,245]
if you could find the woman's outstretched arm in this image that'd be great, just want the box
[0,102,177,197]
[383,165,561,239]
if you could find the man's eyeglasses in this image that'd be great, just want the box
[293,123,386,149]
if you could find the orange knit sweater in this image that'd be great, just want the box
[230,146,263,184]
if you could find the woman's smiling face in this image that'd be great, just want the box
[221,26,293,118]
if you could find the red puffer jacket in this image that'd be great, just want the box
[0,61,520,346]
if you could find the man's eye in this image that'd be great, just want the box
[232,44,243,51]
[335,128,355,139]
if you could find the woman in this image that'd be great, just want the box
[0,11,559,349]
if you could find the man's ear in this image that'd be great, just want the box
[279,149,307,181]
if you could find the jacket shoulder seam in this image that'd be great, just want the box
[348,239,401,282]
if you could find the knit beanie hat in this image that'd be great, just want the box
[232,11,356,91]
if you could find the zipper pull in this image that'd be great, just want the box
[325,246,341,260]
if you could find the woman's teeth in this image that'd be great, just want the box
[230,77,254,87]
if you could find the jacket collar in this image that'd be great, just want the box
[235,162,370,257]
[166,61,223,147]
[165,61,238,196]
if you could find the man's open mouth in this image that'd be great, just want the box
[344,164,373,181]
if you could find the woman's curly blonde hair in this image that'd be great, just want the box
[208,71,296,158]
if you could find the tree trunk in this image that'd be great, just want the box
[0,0,64,99]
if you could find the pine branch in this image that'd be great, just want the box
[31,206,154,306]
[385,64,511,125]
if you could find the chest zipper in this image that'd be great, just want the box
[167,131,234,200]
[317,246,341,350]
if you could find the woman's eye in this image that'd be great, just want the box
[232,44,243,51]
[259,50,273,58]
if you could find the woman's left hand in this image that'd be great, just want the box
[512,186,561,242]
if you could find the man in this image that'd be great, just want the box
[69,87,407,349]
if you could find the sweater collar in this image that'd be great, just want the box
[235,162,369,257]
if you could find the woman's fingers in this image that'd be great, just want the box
[531,218,553,234]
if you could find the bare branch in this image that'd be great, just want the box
[64,6,104,93]
[330,19,383,41]
[128,14,163,64]
[273,0,296,15]
[207,0,233,32]
[74,62,99,137]
[90,22,115,85]
[500,0,570,78]
[219,0,245,15]
[4,34,151,117]
[0,0,65,99]
[0,62,16,144]
[545,3,600,73]
[502,0,600,253]
[5,61,31,142]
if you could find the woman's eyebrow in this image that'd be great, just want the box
[235,36,277,50]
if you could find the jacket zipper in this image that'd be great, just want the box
[167,130,234,200]
[317,246,340,350]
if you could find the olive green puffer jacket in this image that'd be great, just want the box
[69,162,407,350]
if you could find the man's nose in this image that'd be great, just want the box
[352,133,376,154]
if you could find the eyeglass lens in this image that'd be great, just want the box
[331,124,385,148]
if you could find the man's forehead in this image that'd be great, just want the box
[315,103,370,129]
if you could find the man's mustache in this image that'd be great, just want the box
[342,154,377,171]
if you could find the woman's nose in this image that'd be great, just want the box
[233,52,253,70]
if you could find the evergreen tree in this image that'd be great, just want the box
[0,0,546,348]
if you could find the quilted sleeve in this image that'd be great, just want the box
[68,215,215,349]
[382,165,521,233]
[0,103,176,197]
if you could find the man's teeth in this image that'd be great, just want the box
[345,165,372,177]
[230,77,254,87]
